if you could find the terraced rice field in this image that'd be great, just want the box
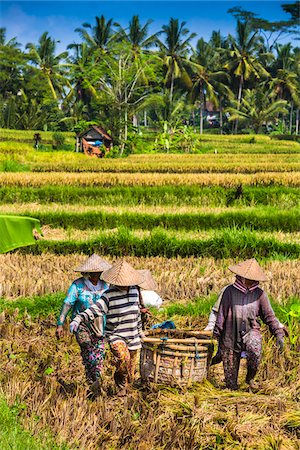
[0,131,299,449]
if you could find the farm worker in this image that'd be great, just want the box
[136,269,163,329]
[206,286,286,366]
[205,285,229,365]
[137,269,163,309]
[213,259,285,390]
[70,260,145,397]
[56,254,111,396]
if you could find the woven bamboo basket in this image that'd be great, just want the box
[140,329,214,386]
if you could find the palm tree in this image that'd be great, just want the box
[270,43,300,132]
[67,42,98,110]
[224,20,269,131]
[156,18,196,101]
[0,27,20,48]
[75,15,117,53]
[0,27,25,98]
[117,15,157,57]
[189,39,231,134]
[226,87,288,133]
[26,32,69,100]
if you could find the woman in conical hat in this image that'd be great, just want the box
[137,269,163,309]
[56,254,111,396]
[212,258,285,390]
[70,260,145,396]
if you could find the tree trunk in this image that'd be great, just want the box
[170,71,175,103]
[199,89,204,135]
[289,101,294,134]
[133,114,138,127]
[296,108,299,135]
[144,110,147,127]
[219,97,223,135]
[192,110,196,132]
[235,74,243,134]
[75,135,80,153]
[120,89,128,156]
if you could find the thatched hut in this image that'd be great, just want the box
[77,126,113,157]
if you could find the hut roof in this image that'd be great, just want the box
[78,125,113,141]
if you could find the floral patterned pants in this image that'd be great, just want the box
[221,333,262,390]
[110,340,138,388]
[76,325,105,385]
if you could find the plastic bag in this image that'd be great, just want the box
[141,290,163,309]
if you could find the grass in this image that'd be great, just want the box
[20,226,300,258]
[0,185,299,208]
[0,395,67,450]
[2,206,300,232]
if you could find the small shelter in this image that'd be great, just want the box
[77,126,113,157]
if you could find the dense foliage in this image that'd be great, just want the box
[0,3,299,153]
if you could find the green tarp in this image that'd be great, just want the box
[0,215,42,253]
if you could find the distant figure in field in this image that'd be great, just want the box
[213,259,284,390]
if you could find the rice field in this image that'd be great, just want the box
[0,130,299,449]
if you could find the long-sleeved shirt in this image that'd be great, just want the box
[57,277,109,326]
[73,285,143,350]
[213,284,284,352]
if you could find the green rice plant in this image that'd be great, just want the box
[5,206,300,232]
[0,160,30,172]
[0,293,64,319]
[278,302,300,348]
[0,185,299,208]
[0,129,74,144]
[19,226,300,258]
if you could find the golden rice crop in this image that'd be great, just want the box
[0,315,298,449]
[0,254,298,301]
[1,171,300,186]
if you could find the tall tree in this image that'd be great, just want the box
[75,15,117,53]
[224,20,269,131]
[117,15,157,57]
[226,86,288,133]
[156,18,196,101]
[270,44,300,132]
[26,32,69,100]
[190,39,231,134]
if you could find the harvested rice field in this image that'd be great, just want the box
[0,130,299,449]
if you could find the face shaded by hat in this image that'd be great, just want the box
[101,260,145,287]
[228,258,268,282]
[74,254,112,273]
[137,269,158,291]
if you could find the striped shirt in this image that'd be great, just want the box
[75,285,143,350]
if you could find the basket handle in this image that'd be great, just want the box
[159,336,168,354]
[194,338,200,360]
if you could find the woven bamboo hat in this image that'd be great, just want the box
[138,269,158,291]
[101,260,145,287]
[74,254,112,273]
[229,258,268,282]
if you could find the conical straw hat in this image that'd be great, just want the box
[138,269,158,291]
[101,260,145,287]
[74,254,112,273]
[228,259,268,282]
